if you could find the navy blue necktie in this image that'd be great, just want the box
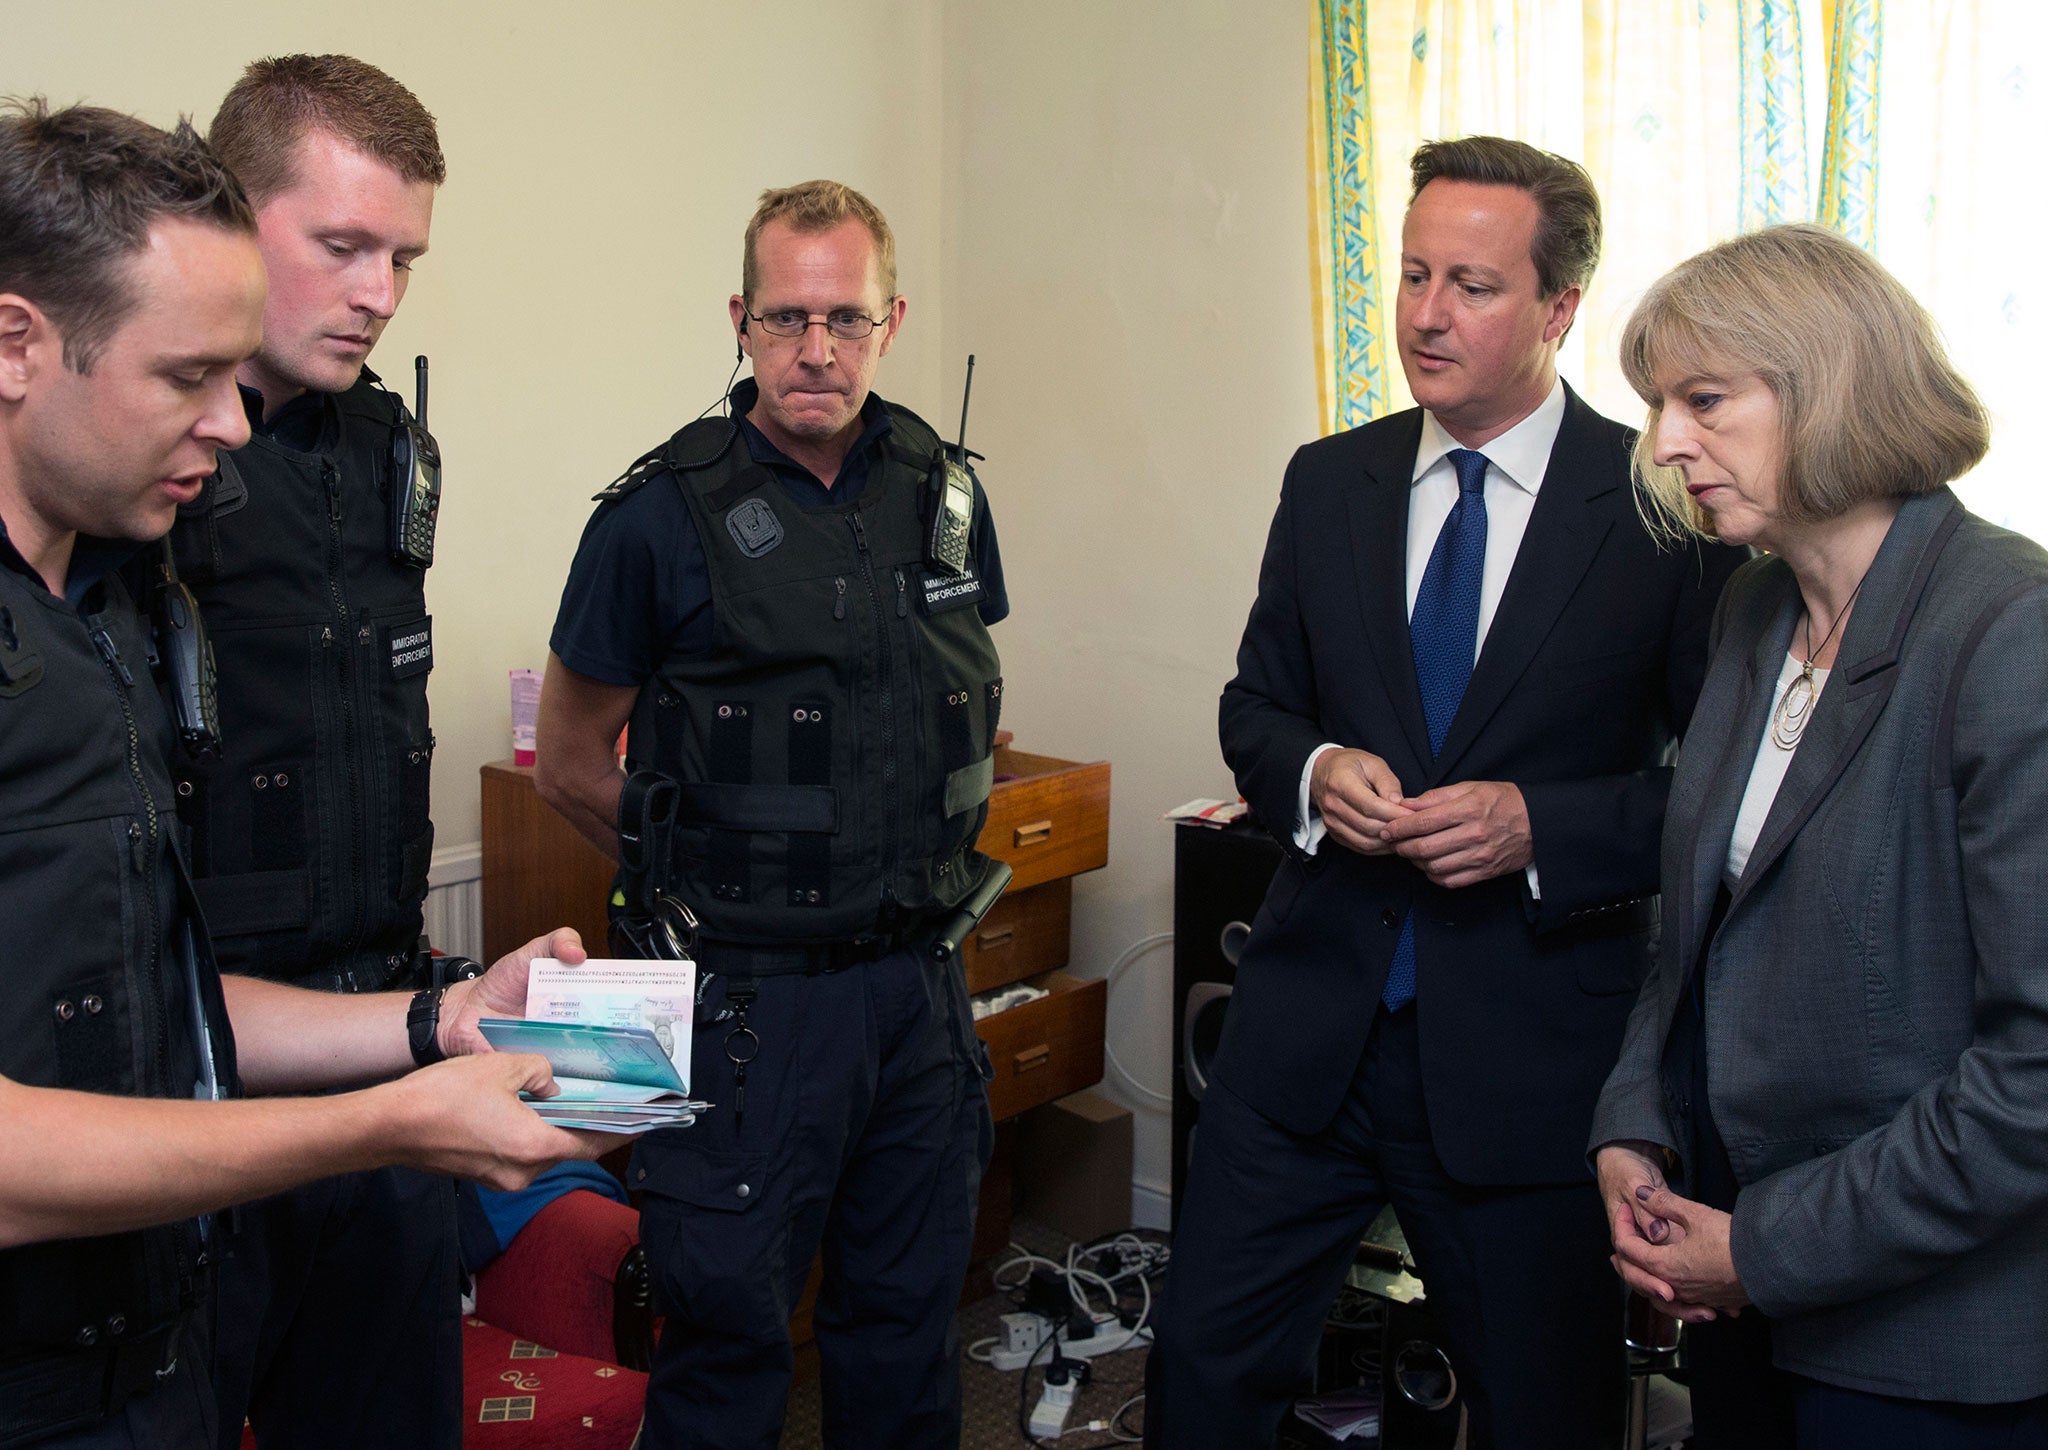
[1382,447,1490,1012]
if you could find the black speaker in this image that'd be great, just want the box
[1170,818,1284,1223]
[1379,1295,1463,1449]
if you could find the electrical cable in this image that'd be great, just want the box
[1109,1391,1146,1443]
[1100,932,1175,1108]
[1017,1314,1060,1448]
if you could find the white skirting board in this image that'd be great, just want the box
[1130,1176,1171,1231]
[423,841,484,962]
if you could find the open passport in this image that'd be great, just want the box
[478,957,710,1134]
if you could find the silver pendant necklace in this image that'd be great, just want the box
[1771,575,1865,751]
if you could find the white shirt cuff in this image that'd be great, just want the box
[1525,863,1541,899]
[1295,743,1343,854]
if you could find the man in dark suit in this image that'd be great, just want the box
[1145,137,1744,1449]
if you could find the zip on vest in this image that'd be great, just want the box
[848,510,898,904]
[323,460,367,960]
[89,616,170,1095]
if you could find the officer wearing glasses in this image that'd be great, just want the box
[538,180,1008,1449]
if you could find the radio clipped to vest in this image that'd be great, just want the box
[147,538,222,769]
[387,354,442,567]
[924,354,978,576]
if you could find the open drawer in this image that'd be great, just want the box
[973,969,1106,1122]
[980,746,1110,892]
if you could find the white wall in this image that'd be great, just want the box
[8,0,1320,1213]
[938,3,1317,1205]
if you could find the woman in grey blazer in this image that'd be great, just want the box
[1588,224,2048,1448]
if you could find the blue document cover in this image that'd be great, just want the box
[477,1018,688,1096]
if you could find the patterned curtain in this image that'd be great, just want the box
[1309,0,2041,540]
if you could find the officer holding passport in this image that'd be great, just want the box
[0,99,602,1450]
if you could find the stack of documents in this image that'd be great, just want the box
[476,956,709,1135]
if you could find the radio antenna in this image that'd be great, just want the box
[414,355,430,429]
[953,354,976,462]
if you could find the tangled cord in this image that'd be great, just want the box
[967,1231,1169,1444]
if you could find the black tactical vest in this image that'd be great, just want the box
[618,402,1003,945]
[165,372,436,990]
[0,543,238,1437]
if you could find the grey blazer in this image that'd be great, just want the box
[1590,487,2048,1402]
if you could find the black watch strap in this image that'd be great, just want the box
[407,986,447,1068]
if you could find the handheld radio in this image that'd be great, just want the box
[388,354,442,567]
[925,355,977,576]
[150,541,222,768]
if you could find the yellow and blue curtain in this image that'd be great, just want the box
[1309,0,1894,439]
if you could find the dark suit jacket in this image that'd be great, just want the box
[1216,386,1744,1185]
[1591,489,2048,1400]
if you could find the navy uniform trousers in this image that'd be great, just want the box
[633,941,994,1450]
[209,1167,461,1450]
[1147,1005,1622,1450]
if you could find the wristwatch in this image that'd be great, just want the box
[407,986,447,1068]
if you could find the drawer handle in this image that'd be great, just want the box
[1013,1044,1051,1074]
[976,924,1016,951]
[1014,819,1054,848]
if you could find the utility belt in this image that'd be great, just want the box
[0,1318,186,1449]
[612,769,1012,972]
[690,927,931,978]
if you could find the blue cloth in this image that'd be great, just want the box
[460,1160,630,1274]
[1383,448,1489,1012]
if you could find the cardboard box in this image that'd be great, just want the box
[1015,1088,1135,1243]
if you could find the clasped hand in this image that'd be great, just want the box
[1595,1142,1750,1324]
[1310,748,1532,889]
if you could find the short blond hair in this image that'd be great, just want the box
[1622,224,1988,541]
[741,180,895,302]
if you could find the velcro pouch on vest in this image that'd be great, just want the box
[193,869,311,938]
[936,686,994,818]
[673,782,838,833]
[943,757,994,819]
[786,701,832,907]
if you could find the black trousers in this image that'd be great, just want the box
[208,1167,461,1450]
[1147,1006,1623,1450]
[634,944,994,1450]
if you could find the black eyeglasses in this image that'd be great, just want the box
[744,304,894,340]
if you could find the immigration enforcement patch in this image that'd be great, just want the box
[725,497,785,558]
[918,568,985,615]
[384,617,434,680]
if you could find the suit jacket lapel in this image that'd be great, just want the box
[1430,386,1617,784]
[1684,574,1797,949]
[1342,411,1433,777]
[1730,490,1965,906]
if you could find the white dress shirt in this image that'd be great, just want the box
[1295,380,1569,892]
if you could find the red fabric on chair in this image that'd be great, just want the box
[473,1189,641,1364]
[461,1316,646,1448]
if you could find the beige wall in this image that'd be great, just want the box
[938,3,1317,1205]
[7,0,1319,1212]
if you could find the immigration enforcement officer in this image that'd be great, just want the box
[0,99,600,1450]
[536,180,1008,1450]
[158,57,460,1450]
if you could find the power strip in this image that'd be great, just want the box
[1028,1375,1076,1438]
[990,1311,1154,1372]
